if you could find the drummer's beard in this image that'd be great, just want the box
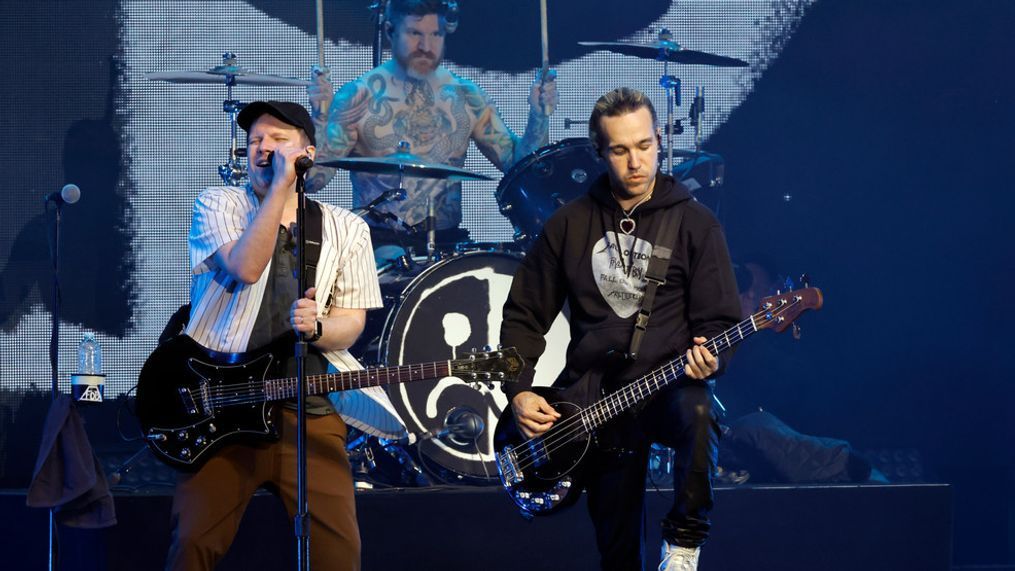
[397,48,442,79]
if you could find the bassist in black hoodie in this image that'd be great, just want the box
[500,88,741,571]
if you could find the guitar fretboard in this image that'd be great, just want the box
[578,317,759,432]
[264,361,452,401]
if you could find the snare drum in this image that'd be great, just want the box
[496,138,607,243]
[360,251,569,481]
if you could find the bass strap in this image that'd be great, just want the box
[626,203,684,360]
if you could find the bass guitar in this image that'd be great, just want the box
[493,287,822,516]
[136,334,523,471]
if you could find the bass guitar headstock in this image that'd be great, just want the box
[754,287,823,333]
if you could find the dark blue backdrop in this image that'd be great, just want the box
[711,0,1015,564]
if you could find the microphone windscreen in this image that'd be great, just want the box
[61,184,81,204]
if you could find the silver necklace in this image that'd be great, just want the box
[616,192,653,235]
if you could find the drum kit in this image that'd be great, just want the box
[147,28,745,485]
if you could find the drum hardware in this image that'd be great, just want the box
[353,186,413,232]
[576,39,749,68]
[426,196,437,262]
[562,117,588,130]
[496,138,607,243]
[670,150,725,191]
[146,52,311,185]
[318,141,493,181]
[320,140,490,236]
[368,1,389,68]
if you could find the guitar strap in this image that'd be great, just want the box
[626,202,684,360]
[302,199,324,290]
[595,203,685,451]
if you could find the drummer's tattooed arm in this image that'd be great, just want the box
[517,110,551,161]
[305,80,374,192]
[465,83,524,171]
[325,80,373,157]
[466,80,552,171]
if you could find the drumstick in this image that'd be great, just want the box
[315,0,326,67]
[539,0,549,76]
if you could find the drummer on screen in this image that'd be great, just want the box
[306,0,557,253]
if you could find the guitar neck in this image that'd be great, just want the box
[263,361,452,401]
[582,316,759,431]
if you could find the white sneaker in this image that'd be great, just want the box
[659,541,700,571]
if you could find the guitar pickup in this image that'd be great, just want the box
[178,382,214,417]
[178,387,198,416]
[526,438,549,468]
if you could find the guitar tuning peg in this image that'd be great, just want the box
[483,345,493,352]
[792,322,802,340]
[799,273,810,289]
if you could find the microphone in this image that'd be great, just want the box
[295,155,314,174]
[443,406,485,445]
[426,197,436,261]
[44,184,81,205]
[389,407,485,446]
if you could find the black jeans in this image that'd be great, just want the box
[584,380,719,570]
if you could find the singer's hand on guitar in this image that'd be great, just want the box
[684,336,719,380]
[511,390,561,438]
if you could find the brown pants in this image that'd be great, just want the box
[165,410,360,570]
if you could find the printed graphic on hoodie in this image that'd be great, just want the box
[592,231,653,318]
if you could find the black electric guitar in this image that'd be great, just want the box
[135,334,523,471]
[493,288,823,516]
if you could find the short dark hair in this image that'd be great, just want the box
[386,0,446,27]
[588,87,658,152]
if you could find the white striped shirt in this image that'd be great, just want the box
[185,185,405,438]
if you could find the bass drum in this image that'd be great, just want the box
[373,251,569,482]
[496,137,607,242]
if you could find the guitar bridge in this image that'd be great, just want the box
[497,446,524,486]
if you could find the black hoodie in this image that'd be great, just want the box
[501,172,741,401]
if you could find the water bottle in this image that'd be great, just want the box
[78,333,102,374]
[72,332,105,403]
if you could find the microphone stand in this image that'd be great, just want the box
[293,166,311,571]
[46,199,64,571]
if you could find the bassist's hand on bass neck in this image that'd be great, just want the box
[684,336,719,380]
[511,391,561,439]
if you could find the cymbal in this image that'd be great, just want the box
[578,41,748,67]
[318,152,493,181]
[661,149,726,160]
[146,65,310,86]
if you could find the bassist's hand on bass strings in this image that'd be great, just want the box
[684,336,719,380]
[511,391,561,438]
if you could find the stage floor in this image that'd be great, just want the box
[2,482,952,570]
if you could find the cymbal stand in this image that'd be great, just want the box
[217,53,248,185]
[369,1,390,68]
[656,29,681,175]
[690,86,705,153]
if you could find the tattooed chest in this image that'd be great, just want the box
[360,78,473,164]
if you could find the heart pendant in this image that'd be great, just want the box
[619,217,636,235]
